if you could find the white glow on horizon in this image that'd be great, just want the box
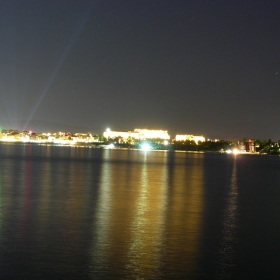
[106,143,114,149]
[141,143,151,151]
[226,149,240,155]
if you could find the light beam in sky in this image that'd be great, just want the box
[23,1,95,131]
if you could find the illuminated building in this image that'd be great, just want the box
[103,129,139,141]
[175,134,205,144]
[103,128,170,141]
[134,129,170,140]
[244,139,256,153]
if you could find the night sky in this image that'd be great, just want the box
[0,0,279,140]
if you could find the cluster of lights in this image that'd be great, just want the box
[105,128,170,151]
[141,143,151,151]
[104,128,170,141]
[226,148,239,154]
[106,143,115,149]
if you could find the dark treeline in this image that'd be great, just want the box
[105,137,280,154]
[255,139,280,155]
[172,140,231,151]
[106,137,232,152]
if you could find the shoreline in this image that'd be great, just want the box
[0,141,266,155]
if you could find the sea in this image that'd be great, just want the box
[0,143,280,279]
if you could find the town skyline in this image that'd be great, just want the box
[0,124,275,143]
[0,1,279,140]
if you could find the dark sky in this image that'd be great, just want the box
[0,0,279,140]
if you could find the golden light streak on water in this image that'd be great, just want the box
[90,150,170,277]
[90,150,205,278]
[163,153,205,276]
[91,149,113,270]
[216,156,239,278]
[124,151,168,278]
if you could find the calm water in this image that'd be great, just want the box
[0,143,280,279]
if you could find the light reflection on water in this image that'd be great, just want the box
[92,149,113,270]
[1,144,280,279]
[90,150,205,279]
[124,151,167,278]
[216,155,239,279]
[163,153,204,277]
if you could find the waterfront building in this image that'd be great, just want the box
[134,128,170,140]
[244,139,256,153]
[103,129,138,141]
[175,134,205,144]
[103,128,170,142]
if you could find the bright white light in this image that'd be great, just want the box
[164,140,168,145]
[141,143,151,150]
[226,149,232,154]
[233,148,239,154]
[106,143,114,149]
[20,136,30,142]
[106,128,111,132]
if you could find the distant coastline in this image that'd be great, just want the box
[1,129,278,155]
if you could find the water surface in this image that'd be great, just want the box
[0,144,280,279]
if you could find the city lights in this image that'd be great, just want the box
[141,143,151,151]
